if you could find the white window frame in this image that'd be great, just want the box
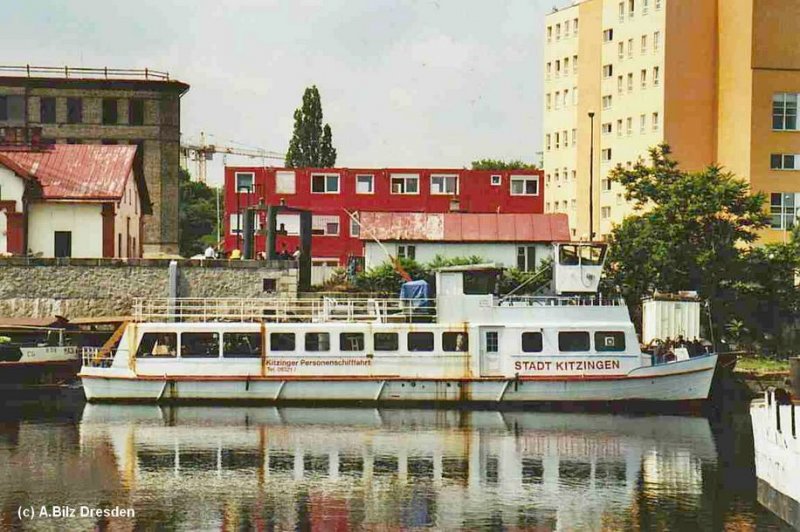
[601,178,612,192]
[490,174,502,186]
[390,174,420,195]
[773,93,799,131]
[310,173,340,194]
[350,213,361,237]
[235,172,255,193]
[603,29,614,42]
[770,192,800,229]
[355,174,374,194]
[770,153,800,170]
[510,176,539,196]
[430,174,459,195]
[602,64,613,78]
[602,122,612,135]
[397,244,416,260]
[311,214,340,236]
[603,95,613,110]
[601,206,612,219]
[602,148,612,162]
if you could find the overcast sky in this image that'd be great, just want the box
[6,0,571,185]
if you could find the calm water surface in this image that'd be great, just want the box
[0,396,792,531]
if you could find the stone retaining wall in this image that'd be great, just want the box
[0,258,297,318]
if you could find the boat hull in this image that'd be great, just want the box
[81,354,717,404]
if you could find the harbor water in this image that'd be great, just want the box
[0,396,793,530]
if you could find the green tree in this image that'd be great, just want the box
[285,85,336,168]
[470,159,538,171]
[603,144,769,337]
[179,168,222,257]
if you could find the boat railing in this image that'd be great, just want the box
[82,346,115,368]
[132,297,438,323]
[496,295,626,307]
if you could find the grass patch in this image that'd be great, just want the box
[735,355,790,374]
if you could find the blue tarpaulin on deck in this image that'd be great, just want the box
[399,280,429,307]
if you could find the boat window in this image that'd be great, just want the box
[442,332,468,352]
[270,332,295,351]
[223,332,262,358]
[485,331,499,353]
[595,331,626,352]
[463,271,497,295]
[558,331,590,352]
[521,332,543,352]
[374,332,398,351]
[340,332,365,351]
[136,333,177,358]
[181,332,220,358]
[408,332,434,352]
[559,245,580,265]
[580,245,606,266]
[305,332,330,352]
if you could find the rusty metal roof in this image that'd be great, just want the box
[359,212,571,242]
[0,144,136,200]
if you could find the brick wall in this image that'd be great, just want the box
[0,258,297,318]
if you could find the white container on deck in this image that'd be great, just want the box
[642,296,701,345]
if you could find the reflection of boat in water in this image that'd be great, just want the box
[80,405,717,530]
[80,243,718,405]
[751,389,800,529]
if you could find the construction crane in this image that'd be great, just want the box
[180,132,286,183]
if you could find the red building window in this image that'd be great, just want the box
[390,174,419,194]
[311,173,340,194]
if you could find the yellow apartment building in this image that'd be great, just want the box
[543,0,800,243]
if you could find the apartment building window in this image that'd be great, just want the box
[617,75,624,93]
[491,174,501,186]
[555,170,560,182]
[616,119,623,136]
[626,117,633,135]
[102,98,118,125]
[311,173,340,194]
[773,93,798,130]
[573,55,578,74]
[564,57,570,74]
[603,29,614,42]
[574,18,579,36]
[565,20,571,36]
[235,172,254,192]
[654,31,661,52]
[643,0,649,14]
[602,178,612,191]
[555,91,561,109]
[555,132,560,149]
[555,60,561,76]
[640,114,646,133]
[602,122,612,135]
[652,112,660,130]
[312,215,340,236]
[398,245,416,260]
[571,170,577,181]
[653,66,660,85]
[39,97,56,124]
[641,35,648,54]
[770,154,800,170]
[390,174,419,194]
[618,42,625,60]
[618,2,625,21]
[572,128,577,146]
[129,98,145,126]
[603,95,612,110]
[546,174,551,185]
[602,148,612,162]
[627,39,633,58]
[655,0,661,9]
[770,193,800,229]
[0,95,25,121]
[510,176,539,196]
[627,73,634,91]
[546,93,551,110]
[547,26,552,42]
[641,69,647,88]
[555,23,561,40]
[601,206,612,219]
[66,97,82,124]
[546,134,551,151]
[356,174,374,193]
[546,202,551,212]
[603,64,614,78]
[562,130,568,147]
[430,174,458,195]
[546,62,551,78]
[563,90,569,107]
[573,86,579,104]
[562,166,568,180]
[628,0,635,16]
[562,200,568,211]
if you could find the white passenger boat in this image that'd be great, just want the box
[79,243,718,404]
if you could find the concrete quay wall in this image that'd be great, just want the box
[0,258,297,318]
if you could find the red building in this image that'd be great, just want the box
[223,167,544,265]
